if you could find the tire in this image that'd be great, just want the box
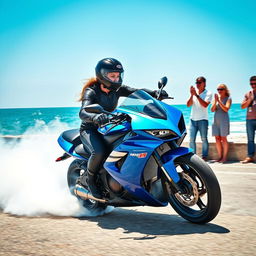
[162,153,221,224]
[67,159,107,212]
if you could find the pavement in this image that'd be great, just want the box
[0,161,256,256]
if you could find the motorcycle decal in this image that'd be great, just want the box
[130,152,147,158]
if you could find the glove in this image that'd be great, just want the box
[93,113,110,126]
[155,90,169,100]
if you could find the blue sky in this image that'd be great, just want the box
[0,0,255,108]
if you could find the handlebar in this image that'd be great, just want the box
[99,113,130,131]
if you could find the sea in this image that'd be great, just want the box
[0,103,247,136]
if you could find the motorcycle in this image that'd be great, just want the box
[56,77,221,223]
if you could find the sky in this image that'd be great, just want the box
[0,0,255,108]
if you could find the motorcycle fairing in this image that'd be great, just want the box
[116,108,183,137]
[103,131,191,206]
[116,90,183,136]
[162,147,193,182]
[104,132,167,206]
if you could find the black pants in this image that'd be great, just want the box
[80,129,109,174]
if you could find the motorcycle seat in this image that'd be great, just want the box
[62,129,81,145]
[61,128,127,159]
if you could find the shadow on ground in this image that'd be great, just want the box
[80,208,229,239]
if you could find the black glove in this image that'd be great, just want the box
[93,113,110,126]
[155,89,169,100]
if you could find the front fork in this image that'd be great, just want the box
[152,151,181,192]
[152,146,193,192]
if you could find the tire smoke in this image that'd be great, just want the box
[0,119,113,217]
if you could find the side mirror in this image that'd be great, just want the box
[158,76,168,89]
[83,104,110,114]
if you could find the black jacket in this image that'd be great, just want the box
[79,83,156,130]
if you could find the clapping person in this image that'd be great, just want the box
[186,76,212,160]
[241,76,256,163]
[211,84,232,163]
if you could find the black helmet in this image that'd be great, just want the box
[95,58,124,91]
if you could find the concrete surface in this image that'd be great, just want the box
[0,162,256,256]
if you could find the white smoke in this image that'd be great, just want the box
[0,119,113,217]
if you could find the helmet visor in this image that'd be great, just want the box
[100,69,124,85]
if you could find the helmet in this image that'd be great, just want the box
[95,58,124,91]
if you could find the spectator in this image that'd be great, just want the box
[211,84,232,163]
[187,76,212,160]
[241,76,256,163]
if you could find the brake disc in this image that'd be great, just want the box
[174,172,199,207]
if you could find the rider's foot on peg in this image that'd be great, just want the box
[86,171,102,199]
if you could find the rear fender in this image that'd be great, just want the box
[57,135,85,160]
[161,147,193,183]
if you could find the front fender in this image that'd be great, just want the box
[161,147,193,183]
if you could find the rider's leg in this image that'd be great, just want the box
[80,129,108,199]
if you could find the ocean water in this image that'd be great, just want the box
[0,103,247,136]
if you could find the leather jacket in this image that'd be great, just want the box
[79,83,156,130]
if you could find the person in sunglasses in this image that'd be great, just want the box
[241,76,256,163]
[186,76,212,161]
[211,84,232,163]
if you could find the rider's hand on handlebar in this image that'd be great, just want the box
[110,113,128,123]
[93,113,111,126]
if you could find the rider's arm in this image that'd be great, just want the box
[79,88,98,122]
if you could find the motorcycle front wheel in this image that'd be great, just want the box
[162,153,221,224]
[67,159,107,213]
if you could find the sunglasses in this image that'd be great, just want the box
[250,82,256,86]
[217,88,225,91]
[196,81,203,84]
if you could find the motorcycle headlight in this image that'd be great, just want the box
[145,129,178,138]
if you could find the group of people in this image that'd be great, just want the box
[187,75,256,164]
[77,57,256,199]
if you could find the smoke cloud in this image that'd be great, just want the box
[0,119,112,217]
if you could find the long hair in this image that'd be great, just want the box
[218,84,230,97]
[78,77,98,102]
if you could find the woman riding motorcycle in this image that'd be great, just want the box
[78,58,168,199]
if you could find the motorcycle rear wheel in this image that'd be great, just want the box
[163,153,221,224]
[67,159,107,213]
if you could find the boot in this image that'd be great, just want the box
[80,170,102,199]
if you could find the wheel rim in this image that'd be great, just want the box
[174,172,199,207]
[166,162,209,217]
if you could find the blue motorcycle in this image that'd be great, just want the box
[56,77,221,223]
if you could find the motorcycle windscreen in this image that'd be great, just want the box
[118,90,167,120]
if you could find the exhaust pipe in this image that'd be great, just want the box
[74,184,107,203]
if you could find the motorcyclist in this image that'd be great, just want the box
[78,57,168,199]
